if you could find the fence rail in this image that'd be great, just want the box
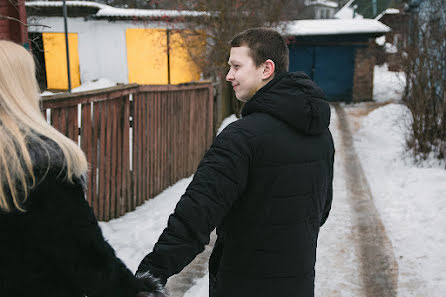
[41,83,214,221]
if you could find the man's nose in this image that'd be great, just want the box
[226,69,234,82]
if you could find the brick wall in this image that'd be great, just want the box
[352,44,376,102]
[0,1,9,39]
[0,0,27,44]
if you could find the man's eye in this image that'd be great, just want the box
[234,65,240,69]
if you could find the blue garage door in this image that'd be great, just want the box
[289,45,355,102]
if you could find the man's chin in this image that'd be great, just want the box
[235,93,252,103]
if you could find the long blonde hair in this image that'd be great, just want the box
[0,40,88,212]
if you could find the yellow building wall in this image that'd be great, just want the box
[126,29,168,85]
[42,33,81,90]
[126,28,202,85]
[169,31,202,85]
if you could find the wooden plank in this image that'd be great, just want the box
[148,92,154,199]
[81,103,93,207]
[154,92,160,195]
[167,91,172,185]
[51,108,62,135]
[122,94,131,215]
[141,93,148,205]
[91,101,101,217]
[98,101,107,221]
[115,98,123,217]
[110,99,118,219]
[161,92,167,190]
[139,83,212,93]
[133,93,139,211]
[103,101,113,221]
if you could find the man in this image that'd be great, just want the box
[137,27,334,297]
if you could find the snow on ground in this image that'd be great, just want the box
[349,103,446,297]
[373,63,406,102]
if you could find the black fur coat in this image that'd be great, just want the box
[0,137,162,297]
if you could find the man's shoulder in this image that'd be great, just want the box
[221,113,279,137]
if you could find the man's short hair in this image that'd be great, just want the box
[230,27,289,74]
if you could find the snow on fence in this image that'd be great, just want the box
[41,83,213,221]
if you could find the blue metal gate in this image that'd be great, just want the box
[289,45,355,102]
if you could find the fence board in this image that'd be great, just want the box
[41,83,213,221]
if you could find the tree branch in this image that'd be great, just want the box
[0,15,51,28]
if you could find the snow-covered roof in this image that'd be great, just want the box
[335,0,364,19]
[26,1,207,18]
[375,8,401,20]
[26,1,106,9]
[283,19,390,36]
[305,0,338,8]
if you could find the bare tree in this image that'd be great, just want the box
[403,0,446,164]
[155,0,299,120]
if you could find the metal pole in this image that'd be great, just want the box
[63,0,72,92]
[167,29,171,85]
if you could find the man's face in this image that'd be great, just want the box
[226,46,265,102]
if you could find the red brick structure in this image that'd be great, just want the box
[0,0,28,45]
[353,44,376,102]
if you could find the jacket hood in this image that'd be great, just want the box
[241,72,331,135]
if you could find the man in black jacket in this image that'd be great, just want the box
[137,27,335,297]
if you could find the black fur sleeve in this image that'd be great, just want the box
[34,174,163,297]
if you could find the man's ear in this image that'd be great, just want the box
[262,59,275,80]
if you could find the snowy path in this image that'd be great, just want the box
[334,104,398,297]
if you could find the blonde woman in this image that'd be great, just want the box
[0,40,165,297]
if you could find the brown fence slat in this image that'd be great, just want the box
[122,94,131,215]
[91,101,100,216]
[41,83,212,221]
[98,102,107,221]
[81,103,92,206]
[110,99,118,219]
[115,98,122,218]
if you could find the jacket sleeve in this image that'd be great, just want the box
[320,135,334,227]
[35,173,161,297]
[137,124,252,284]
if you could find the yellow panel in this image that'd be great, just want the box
[169,31,203,85]
[42,33,81,90]
[126,29,168,85]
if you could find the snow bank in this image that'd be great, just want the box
[373,63,405,102]
[351,103,446,297]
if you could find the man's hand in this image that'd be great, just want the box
[135,271,167,297]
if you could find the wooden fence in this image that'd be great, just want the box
[41,83,214,221]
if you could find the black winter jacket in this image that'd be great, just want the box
[0,138,162,297]
[138,72,335,297]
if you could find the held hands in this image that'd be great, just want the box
[135,271,168,297]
